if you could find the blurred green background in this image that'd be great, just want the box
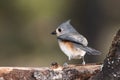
[0,0,119,67]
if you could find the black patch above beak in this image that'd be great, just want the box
[51,31,56,35]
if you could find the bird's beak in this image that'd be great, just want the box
[51,30,56,35]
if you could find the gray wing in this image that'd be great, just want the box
[74,43,101,55]
[58,33,101,55]
[57,33,88,46]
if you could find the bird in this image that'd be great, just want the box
[51,20,101,65]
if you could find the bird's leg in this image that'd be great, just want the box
[82,56,85,65]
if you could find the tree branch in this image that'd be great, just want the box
[0,29,119,80]
[91,29,120,80]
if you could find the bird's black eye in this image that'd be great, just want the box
[58,28,62,32]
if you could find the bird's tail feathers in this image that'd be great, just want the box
[83,46,101,55]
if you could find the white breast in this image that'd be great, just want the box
[58,40,72,60]
[58,40,86,60]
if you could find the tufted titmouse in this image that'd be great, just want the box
[51,20,101,65]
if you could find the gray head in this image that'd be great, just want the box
[51,20,77,36]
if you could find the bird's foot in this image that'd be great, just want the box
[82,61,85,65]
[63,62,69,67]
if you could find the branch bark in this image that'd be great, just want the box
[0,29,119,80]
[91,29,120,80]
[0,64,101,80]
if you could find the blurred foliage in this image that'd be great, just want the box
[0,0,119,66]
